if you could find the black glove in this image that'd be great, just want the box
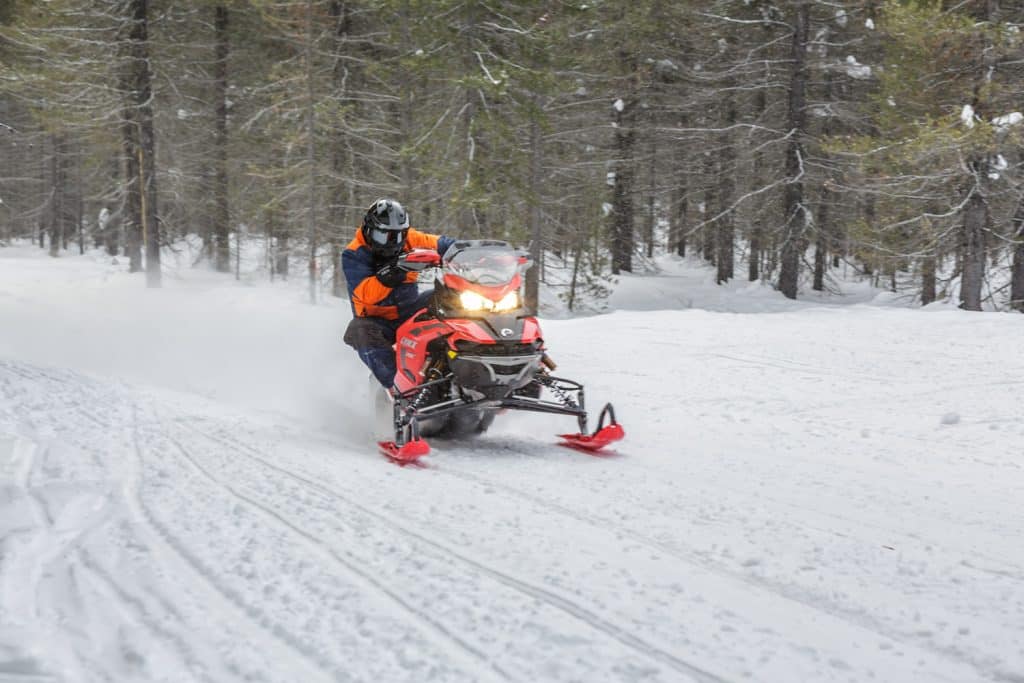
[375,259,408,288]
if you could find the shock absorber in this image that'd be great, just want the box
[538,375,587,433]
[393,385,429,446]
[410,385,432,412]
[540,375,580,410]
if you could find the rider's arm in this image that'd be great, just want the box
[342,248,407,317]
[407,229,454,255]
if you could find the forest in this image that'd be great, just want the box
[2,0,1024,312]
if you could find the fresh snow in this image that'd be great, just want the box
[961,104,977,128]
[843,56,872,80]
[992,112,1023,129]
[1,244,1023,682]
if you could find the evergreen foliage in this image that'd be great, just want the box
[1,0,1023,310]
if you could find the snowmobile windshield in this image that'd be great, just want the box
[443,245,519,286]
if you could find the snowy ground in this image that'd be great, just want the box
[1,244,1023,682]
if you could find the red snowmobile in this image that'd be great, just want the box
[375,239,624,464]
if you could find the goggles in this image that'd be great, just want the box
[369,226,408,247]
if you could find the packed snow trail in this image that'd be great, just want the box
[1,245,1023,682]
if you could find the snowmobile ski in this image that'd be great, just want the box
[557,403,625,453]
[378,438,430,466]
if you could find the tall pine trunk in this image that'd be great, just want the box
[329,0,354,299]
[921,255,937,305]
[266,204,289,279]
[119,82,142,272]
[702,145,715,265]
[525,113,543,311]
[812,70,835,293]
[119,0,160,286]
[716,93,736,284]
[104,156,120,256]
[304,0,317,303]
[749,85,767,281]
[609,92,635,274]
[213,4,230,272]
[1011,198,1024,311]
[957,1,997,310]
[137,18,160,287]
[778,2,810,300]
[456,1,482,236]
[398,0,416,201]
[813,187,829,292]
[959,182,987,311]
[47,132,65,257]
[671,120,687,258]
[75,146,84,255]
[644,134,656,259]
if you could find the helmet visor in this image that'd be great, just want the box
[369,226,408,248]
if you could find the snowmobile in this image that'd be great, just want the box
[375,239,624,464]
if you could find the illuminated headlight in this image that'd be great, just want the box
[459,290,492,311]
[494,291,519,312]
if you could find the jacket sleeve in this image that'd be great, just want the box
[342,246,394,316]
[407,229,455,256]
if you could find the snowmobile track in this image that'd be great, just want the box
[182,422,729,683]
[74,546,216,683]
[126,406,339,683]
[442,436,1024,576]
[3,361,1016,682]
[430,455,999,678]
[158,428,512,683]
[181,422,1007,683]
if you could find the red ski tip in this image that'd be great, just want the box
[378,439,430,465]
[557,422,625,452]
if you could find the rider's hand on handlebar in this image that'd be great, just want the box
[375,258,409,288]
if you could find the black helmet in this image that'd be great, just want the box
[362,198,410,259]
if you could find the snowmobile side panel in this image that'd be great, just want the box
[394,314,453,393]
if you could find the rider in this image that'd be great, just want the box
[342,198,455,388]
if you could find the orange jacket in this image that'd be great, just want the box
[341,228,454,320]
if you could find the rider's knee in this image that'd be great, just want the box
[343,317,393,349]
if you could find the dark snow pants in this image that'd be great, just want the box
[343,290,433,388]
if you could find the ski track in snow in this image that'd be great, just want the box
[0,361,1011,683]
[1,363,332,683]
[170,409,1021,682]
[2,249,1024,682]
[171,421,723,683]
[428,442,1017,677]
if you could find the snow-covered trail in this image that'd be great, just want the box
[1,246,1023,682]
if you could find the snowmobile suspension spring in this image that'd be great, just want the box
[410,385,432,411]
[540,376,579,410]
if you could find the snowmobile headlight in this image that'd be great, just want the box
[459,290,493,311]
[494,291,519,312]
